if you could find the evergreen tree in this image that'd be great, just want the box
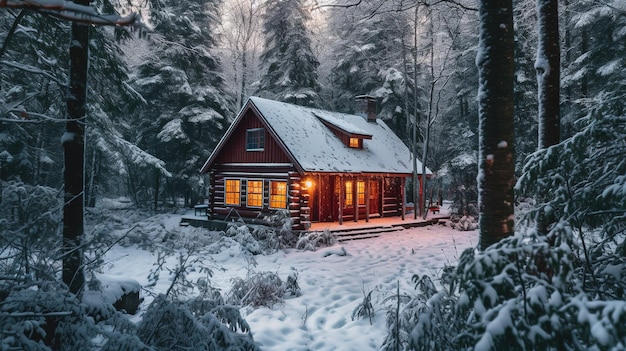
[131,0,231,208]
[257,0,320,107]
[327,6,415,142]
[512,0,539,174]
[562,0,625,128]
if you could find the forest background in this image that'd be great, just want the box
[1,0,620,215]
[1,0,625,350]
[2,0,597,213]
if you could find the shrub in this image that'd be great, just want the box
[135,295,259,351]
[227,271,286,308]
[296,230,337,251]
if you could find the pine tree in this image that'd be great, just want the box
[327,6,415,142]
[131,0,232,207]
[257,0,320,107]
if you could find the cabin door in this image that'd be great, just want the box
[317,175,334,222]
[369,180,380,216]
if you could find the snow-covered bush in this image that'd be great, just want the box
[225,210,298,254]
[449,215,478,231]
[227,271,286,308]
[258,209,298,248]
[226,223,263,255]
[380,273,460,351]
[284,268,301,297]
[134,294,259,351]
[296,230,337,251]
[0,181,61,280]
[0,280,106,351]
[352,288,375,325]
[146,246,214,301]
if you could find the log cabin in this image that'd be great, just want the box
[199,96,431,230]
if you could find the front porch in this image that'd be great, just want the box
[181,207,449,238]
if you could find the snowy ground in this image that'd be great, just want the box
[97,207,478,351]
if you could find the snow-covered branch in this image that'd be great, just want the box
[0,0,138,26]
[1,60,65,85]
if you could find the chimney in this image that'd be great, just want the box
[355,95,377,122]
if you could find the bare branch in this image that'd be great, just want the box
[1,0,138,26]
[316,0,477,14]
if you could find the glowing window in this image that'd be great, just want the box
[225,179,240,205]
[247,180,263,207]
[345,181,353,206]
[269,181,287,209]
[357,181,365,205]
[246,128,265,151]
[349,137,359,148]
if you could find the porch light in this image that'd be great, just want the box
[304,179,314,189]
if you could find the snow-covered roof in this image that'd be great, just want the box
[203,96,431,175]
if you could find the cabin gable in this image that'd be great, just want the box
[214,108,292,165]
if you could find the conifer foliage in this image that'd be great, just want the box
[131,0,232,207]
[257,0,320,107]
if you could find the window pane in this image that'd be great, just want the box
[247,180,263,207]
[246,128,265,150]
[349,137,359,148]
[345,181,353,206]
[357,181,365,205]
[270,181,287,209]
[225,179,240,205]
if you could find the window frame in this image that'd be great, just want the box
[224,178,241,206]
[345,181,354,207]
[357,180,366,206]
[269,180,288,209]
[246,128,265,151]
[246,179,264,208]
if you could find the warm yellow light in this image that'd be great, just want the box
[304,180,313,188]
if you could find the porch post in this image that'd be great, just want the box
[338,175,343,225]
[353,176,358,222]
[401,176,406,220]
[378,176,386,218]
[365,177,370,223]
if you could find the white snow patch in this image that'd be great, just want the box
[100,210,477,351]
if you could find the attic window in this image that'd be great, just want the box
[246,128,265,151]
[349,137,359,148]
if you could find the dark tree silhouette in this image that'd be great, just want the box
[476,0,515,251]
[2,0,137,295]
[536,0,560,149]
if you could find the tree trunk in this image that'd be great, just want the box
[536,0,560,236]
[536,0,560,149]
[476,0,515,251]
[154,167,160,213]
[62,7,89,295]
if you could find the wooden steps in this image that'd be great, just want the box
[332,226,403,242]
